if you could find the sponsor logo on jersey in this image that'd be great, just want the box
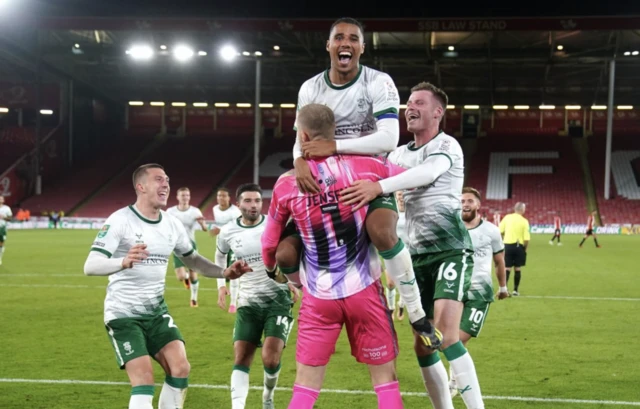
[335,121,375,136]
[97,224,110,238]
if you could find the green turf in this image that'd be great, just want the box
[0,230,638,408]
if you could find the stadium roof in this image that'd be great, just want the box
[2,1,640,106]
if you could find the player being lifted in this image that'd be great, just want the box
[211,187,242,312]
[0,195,12,266]
[579,211,601,248]
[263,104,436,409]
[278,16,433,340]
[450,187,507,398]
[214,183,297,409]
[341,82,485,409]
[549,214,562,246]
[167,187,208,307]
[83,164,250,409]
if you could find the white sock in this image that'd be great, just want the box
[190,279,199,302]
[0,246,4,261]
[263,364,281,402]
[386,287,397,311]
[231,367,250,409]
[129,385,154,409]
[381,241,425,323]
[129,394,153,409]
[230,279,239,306]
[419,355,455,409]
[159,377,188,409]
[445,342,484,409]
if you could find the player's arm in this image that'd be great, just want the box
[292,84,322,193]
[195,209,208,232]
[341,153,451,210]
[261,178,297,281]
[215,230,231,290]
[179,252,250,279]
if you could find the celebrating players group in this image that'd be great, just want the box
[83,17,512,409]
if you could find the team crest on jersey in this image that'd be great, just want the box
[356,97,367,114]
[97,224,110,239]
[385,81,399,102]
[438,139,451,153]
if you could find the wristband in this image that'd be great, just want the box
[499,286,508,293]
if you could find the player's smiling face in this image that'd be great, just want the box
[327,23,364,75]
[217,191,230,207]
[238,191,262,223]
[142,168,170,208]
[461,193,479,222]
[405,90,443,133]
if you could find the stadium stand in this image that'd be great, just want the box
[0,127,39,172]
[588,135,640,224]
[465,136,589,224]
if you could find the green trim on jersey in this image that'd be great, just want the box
[235,214,266,229]
[91,247,113,258]
[323,65,363,90]
[407,132,444,151]
[373,107,399,118]
[182,248,195,257]
[494,249,505,255]
[128,205,162,224]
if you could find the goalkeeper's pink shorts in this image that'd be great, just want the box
[296,279,398,366]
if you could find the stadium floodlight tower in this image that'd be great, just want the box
[219,44,262,184]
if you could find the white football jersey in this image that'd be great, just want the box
[466,220,504,302]
[389,132,473,255]
[216,215,292,309]
[166,205,204,242]
[91,205,194,322]
[0,205,12,228]
[295,65,400,140]
[396,210,408,245]
[212,204,241,229]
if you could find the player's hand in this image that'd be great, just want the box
[121,244,149,269]
[224,260,252,279]
[294,157,321,194]
[497,286,509,300]
[288,283,301,303]
[301,140,337,159]
[217,286,229,310]
[209,226,221,236]
[340,180,383,210]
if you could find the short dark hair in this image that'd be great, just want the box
[297,104,336,141]
[177,187,189,193]
[330,17,364,38]
[236,183,262,201]
[217,187,230,195]
[410,82,449,110]
[462,187,482,201]
[132,163,164,190]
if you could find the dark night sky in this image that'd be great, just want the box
[29,0,640,19]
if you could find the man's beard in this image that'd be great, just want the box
[462,209,477,222]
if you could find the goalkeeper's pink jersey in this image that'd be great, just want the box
[262,154,404,300]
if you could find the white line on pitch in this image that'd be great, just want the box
[2,281,639,301]
[0,378,638,406]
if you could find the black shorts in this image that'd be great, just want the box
[585,229,594,236]
[554,229,561,236]
[505,243,526,268]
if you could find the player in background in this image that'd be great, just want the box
[341,82,485,409]
[579,211,601,248]
[215,183,297,409]
[263,104,442,409]
[0,195,12,266]
[499,203,530,296]
[166,187,208,307]
[211,187,243,312]
[449,187,507,398]
[83,163,250,409]
[278,17,431,337]
[493,213,501,226]
[549,214,562,246]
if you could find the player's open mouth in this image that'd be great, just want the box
[407,113,419,123]
[338,51,352,66]
[158,192,168,200]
